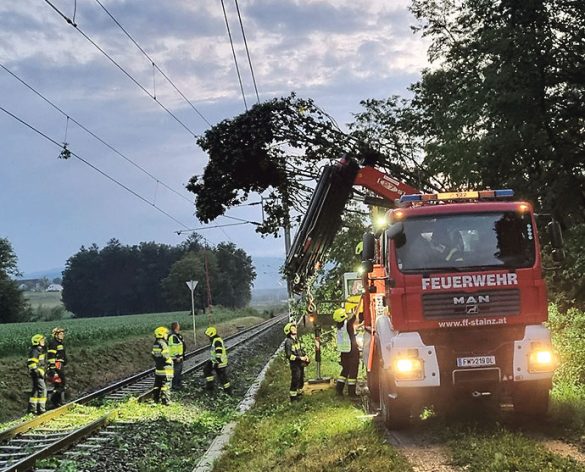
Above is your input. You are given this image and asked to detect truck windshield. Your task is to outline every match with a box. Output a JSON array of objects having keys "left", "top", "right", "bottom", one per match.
[{"left": 393, "top": 211, "right": 536, "bottom": 272}]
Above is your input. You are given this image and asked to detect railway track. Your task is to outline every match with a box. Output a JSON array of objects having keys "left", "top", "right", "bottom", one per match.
[{"left": 0, "top": 314, "right": 287, "bottom": 472}]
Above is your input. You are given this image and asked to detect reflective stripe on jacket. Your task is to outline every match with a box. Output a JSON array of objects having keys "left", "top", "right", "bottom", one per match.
[
  {"left": 152, "top": 339, "right": 174, "bottom": 375},
  {"left": 284, "top": 336, "right": 306, "bottom": 363},
  {"left": 210, "top": 336, "right": 228, "bottom": 367},
  {"left": 28, "top": 346, "right": 46, "bottom": 375},
  {"left": 47, "top": 338, "right": 66, "bottom": 367}
]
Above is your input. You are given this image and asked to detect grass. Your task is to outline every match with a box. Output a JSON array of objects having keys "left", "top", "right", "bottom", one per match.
[
  {"left": 0, "top": 309, "right": 270, "bottom": 424},
  {"left": 213, "top": 332, "right": 411, "bottom": 472},
  {"left": 0, "top": 306, "right": 261, "bottom": 357}
]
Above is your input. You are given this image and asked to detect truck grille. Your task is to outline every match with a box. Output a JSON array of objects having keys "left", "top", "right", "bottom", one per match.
[{"left": 423, "top": 289, "right": 520, "bottom": 319}]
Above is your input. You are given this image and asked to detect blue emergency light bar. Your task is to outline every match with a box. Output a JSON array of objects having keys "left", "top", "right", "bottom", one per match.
[{"left": 399, "top": 189, "right": 514, "bottom": 204}]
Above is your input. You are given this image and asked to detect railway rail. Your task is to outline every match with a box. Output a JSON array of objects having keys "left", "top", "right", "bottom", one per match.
[{"left": 0, "top": 314, "right": 287, "bottom": 472}]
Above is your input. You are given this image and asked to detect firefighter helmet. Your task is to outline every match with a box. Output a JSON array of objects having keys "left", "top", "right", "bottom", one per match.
[
  {"left": 52, "top": 327, "right": 65, "bottom": 337},
  {"left": 154, "top": 326, "right": 169, "bottom": 339},
  {"left": 205, "top": 326, "right": 217, "bottom": 338},
  {"left": 31, "top": 334, "right": 45, "bottom": 346},
  {"left": 283, "top": 322, "right": 296, "bottom": 335},
  {"left": 333, "top": 308, "right": 348, "bottom": 323}
]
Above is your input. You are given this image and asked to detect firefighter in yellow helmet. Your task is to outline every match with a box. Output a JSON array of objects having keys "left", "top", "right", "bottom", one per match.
[
  {"left": 47, "top": 327, "right": 67, "bottom": 407},
  {"left": 284, "top": 322, "right": 309, "bottom": 401},
  {"left": 28, "top": 334, "right": 47, "bottom": 414},
  {"left": 152, "top": 326, "right": 173, "bottom": 405},
  {"left": 203, "top": 327, "right": 231, "bottom": 394},
  {"left": 334, "top": 297, "right": 361, "bottom": 398}
]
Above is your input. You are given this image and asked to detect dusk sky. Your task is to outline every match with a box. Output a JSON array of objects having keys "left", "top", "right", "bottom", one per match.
[{"left": 0, "top": 0, "right": 429, "bottom": 275}]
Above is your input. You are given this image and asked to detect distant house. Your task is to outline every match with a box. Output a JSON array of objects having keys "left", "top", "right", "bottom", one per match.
[{"left": 46, "top": 284, "right": 63, "bottom": 292}]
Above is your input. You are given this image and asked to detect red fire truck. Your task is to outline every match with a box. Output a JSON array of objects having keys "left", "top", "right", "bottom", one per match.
[{"left": 285, "top": 156, "right": 563, "bottom": 429}]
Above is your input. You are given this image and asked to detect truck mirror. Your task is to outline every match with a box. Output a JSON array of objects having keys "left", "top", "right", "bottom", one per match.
[
  {"left": 362, "top": 232, "right": 375, "bottom": 261},
  {"left": 386, "top": 222, "right": 404, "bottom": 240},
  {"left": 547, "top": 220, "right": 564, "bottom": 249}
]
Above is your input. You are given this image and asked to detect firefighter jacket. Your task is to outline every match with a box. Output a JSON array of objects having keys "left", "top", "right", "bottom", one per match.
[
  {"left": 47, "top": 337, "right": 67, "bottom": 369},
  {"left": 168, "top": 331, "right": 186, "bottom": 360},
  {"left": 210, "top": 336, "right": 228, "bottom": 368},
  {"left": 285, "top": 335, "right": 306, "bottom": 365},
  {"left": 336, "top": 315, "right": 358, "bottom": 354},
  {"left": 28, "top": 345, "right": 46, "bottom": 377},
  {"left": 152, "top": 339, "right": 174, "bottom": 377}
]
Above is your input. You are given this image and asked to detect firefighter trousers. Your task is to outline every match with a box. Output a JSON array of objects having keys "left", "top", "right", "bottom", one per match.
[
  {"left": 289, "top": 362, "right": 305, "bottom": 401},
  {"left": 29, "top": 373, "right": 47, "bottom": 414},
  {"left": 337, "top": 349, "right": 360, "bottom": 396},
  {"left": 203, "top": 360, "right": 231, "bottom": 392},
  {"left": 50, "top": 368, "right": 66, "bottom": 407},
  {"left": 172, "top": 359, "right": 183, "bottom": 389},
  {"left": 153, "top": 373, "right": 171, "bottom": 405}
]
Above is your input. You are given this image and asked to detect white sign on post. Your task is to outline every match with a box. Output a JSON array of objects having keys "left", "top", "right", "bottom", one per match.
[{"left": 186, "top": 280, "right": 199, "bottom": 346}]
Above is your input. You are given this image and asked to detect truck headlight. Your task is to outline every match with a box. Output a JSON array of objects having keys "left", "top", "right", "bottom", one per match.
[
  {"left": 528, "top": 345, "right": 555, "bottom": 373},
  {"left": 394, "top": 357, "right": 424, "bottom": 380}
]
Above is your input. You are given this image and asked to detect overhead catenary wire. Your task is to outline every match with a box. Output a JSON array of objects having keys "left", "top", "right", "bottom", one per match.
[
  {"left": 220, "top": 0, "right": 248, "bottom": 110},
  {"left": 93, "top": 0, "right": 212, "bottom": 128},
  {"left": 233, "top": 0, "right": 260, "bottom": 104},
  {"left": 43, "top": 0, "right": 201, "bottom": 139},
  {"left": 0, "top": 62, "right": 194, "bottom": 205},
  {"left": 0, "top": 104, "right": 193, "bottom": 230}
]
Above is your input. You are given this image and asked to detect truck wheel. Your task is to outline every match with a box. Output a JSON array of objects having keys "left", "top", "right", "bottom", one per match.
[
  {"left": 367, "top": 356, "right": 380, "bottom": 403},
  {"left": 379, "top": 373, "right": 411, "bottom": 429},
  {"left": 513, "top": 385, "right": 550, "bottom": 416}
]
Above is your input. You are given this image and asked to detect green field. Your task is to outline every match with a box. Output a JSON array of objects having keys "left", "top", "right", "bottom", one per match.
[
  {"left": 23, "top": 291, "right": 65, "bottom": 309},
  {"left": 0, "top": 306, "right": 261, "bottom": 358}
]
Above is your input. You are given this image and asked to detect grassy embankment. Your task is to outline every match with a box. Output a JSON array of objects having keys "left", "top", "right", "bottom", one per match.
[
  {"left": 215, "top": 305, "right": 585, "bottom": 472},
  {"left": 0, "top": 307, "right": 269, "bottom": 424}
]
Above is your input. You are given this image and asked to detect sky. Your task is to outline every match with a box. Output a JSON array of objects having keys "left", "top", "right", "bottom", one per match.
[{"left": 0, "top": 0, "right": 429, "bottom": 275}]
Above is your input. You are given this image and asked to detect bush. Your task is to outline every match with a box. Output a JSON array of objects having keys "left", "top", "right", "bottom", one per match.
[{"left": 548, "top": 303, "right": 585, "bottom": 388}]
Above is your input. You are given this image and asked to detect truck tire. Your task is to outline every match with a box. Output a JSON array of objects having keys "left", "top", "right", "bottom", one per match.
[
  {"left": 379, "top": 372, "right": 411, "bottom": 430},
  {"left": 513, "top": 384, "right": 550, "bottom": 416},
  {"left": 367, "top": 355, "right": 380, "bottom": 404}
]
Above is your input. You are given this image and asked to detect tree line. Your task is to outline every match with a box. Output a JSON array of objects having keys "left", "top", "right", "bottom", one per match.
[
  {"left": 0, "top": 235, "right": 256, "bottom": 322},
  {"left": 62, "top": 236, "right": 255, "bottom": 317}
]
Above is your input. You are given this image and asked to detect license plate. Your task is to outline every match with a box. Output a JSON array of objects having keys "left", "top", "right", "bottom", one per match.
[{"left": 456, "top": 356, "right": 496, "bottom": 367}]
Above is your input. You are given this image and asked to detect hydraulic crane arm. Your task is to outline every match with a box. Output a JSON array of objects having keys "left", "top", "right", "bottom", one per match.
[{"left": 285, "top": 156, "right": 419, "bottom": 292}]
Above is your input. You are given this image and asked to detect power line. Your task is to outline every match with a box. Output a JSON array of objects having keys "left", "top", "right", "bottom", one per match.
[
  {"left": 175, "top": 221, "right": 251, "bottom": 235},
  {"left": 220, "top": 0, "right": 248, "bottom": 110},
  {"left": 0, "top": 104, "right": 193, "bottom": 230},
  {"left": 234, "top": 0, "right": 260, "bottom": 104},
  {"left": 0, "top": 62, "right": 195, "bottom": 206},
  {"left": 93, "top": 0, "right": 212, "bottom": 128},
  {"left": 43, "top": 0, "right": 201, "bottom": 139}
]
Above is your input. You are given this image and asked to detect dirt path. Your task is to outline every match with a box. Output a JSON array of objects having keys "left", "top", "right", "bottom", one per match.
[
  {"left": 383, "top": 428, "right": 462, "bottom": 472},
  {"left": 530, "top": 434, "right": 585, "bottom": 465}
]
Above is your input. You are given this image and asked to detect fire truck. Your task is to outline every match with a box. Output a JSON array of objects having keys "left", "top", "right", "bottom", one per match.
[{"left": 285, "top": 156, "right": 563, "bottom": 429}]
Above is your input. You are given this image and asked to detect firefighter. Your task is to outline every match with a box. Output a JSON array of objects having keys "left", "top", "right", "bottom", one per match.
[
  {"left": 168, "top": 321, "right": 186, "bottom": 390},
  {"left": 203, "top": 326, "right": 231, "bottom": 394},
  {"left": 152, "top": 326, "right": 173, "bottom": 405},
  {"left": 284, "top": 322, "right": 309, "bottom": 402},
  {"left": 334, "top": 306, "right": 360, "bottom": 398},
  {"left": 27, "top": 334, "right": 47, "bottom": 415},
  {"left": 47, "top": 327, "right": 67, "bottom": 407}
]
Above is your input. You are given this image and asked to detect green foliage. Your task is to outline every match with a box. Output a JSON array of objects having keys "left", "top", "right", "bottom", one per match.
[
  {"left": 62, "top": 236, "right": 255, "bottom": 317},
  {"left": 0, "top": 237, "right": 28, "bottom": 323},
  {"left": 189, "top": 94, "right": 425, "bottom": 236},
  {"left": 548, "top": 304, "right": 585, "bottom": 387},
  {"left": 408, "top": 0, "right": 585, "bottom": 224}
]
